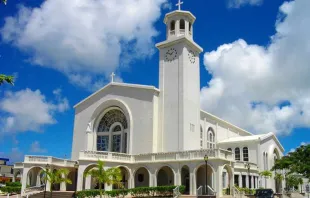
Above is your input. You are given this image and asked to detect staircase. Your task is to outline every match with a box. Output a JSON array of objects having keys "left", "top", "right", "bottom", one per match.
[{"left": 25, "top": 191, "right": 75, "bottom": 198}]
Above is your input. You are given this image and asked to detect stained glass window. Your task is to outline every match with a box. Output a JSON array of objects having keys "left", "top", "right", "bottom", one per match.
[
  {"left": 97, "top": 136, "right": 109, "bottom": 151},
  {"left": 97, "top": 109, "right": 128, "bottom": 132},
  {"left": 112, "top": 135, "right": 121, "bottom": 152}
]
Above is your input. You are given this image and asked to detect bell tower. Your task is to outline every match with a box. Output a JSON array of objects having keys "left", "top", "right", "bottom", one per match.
[{"left": 156, "top": 1, "right": 203, "bottom": 152}]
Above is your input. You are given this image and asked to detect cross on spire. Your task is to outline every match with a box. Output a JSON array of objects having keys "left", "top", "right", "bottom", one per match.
[
  {"left": 176, "top": 0, "right": 183, "bottom": 10},
  {"left": 110, "top": 72, "right": 115, "bottom": 83}
]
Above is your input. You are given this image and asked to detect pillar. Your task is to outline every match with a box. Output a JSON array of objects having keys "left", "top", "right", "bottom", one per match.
[
  {"left": 76, "top": 167, "right": 84, "bottom": 191},
  {"left": 85, "top": 175, "right": 91, "bottom": 190},
  {"left": 21, "top": 168, "right": 29, "bottom": 196},
  {"left": 246, "top": 175, "right": 249, "bottom": 188},
  {"left": 36, "top": 173, "right": 41, "bottom": 186},
  {"left": 251, "top": 175, "right": 254, "bottom": 189},
  {"left": 60, "top": 173, "right": 66, "bottom": 191},
  {"left": 215, "top": 165, "right": 222, "bottom": 198},
  {"left": 190, "top": 171, "right": 196, "bottom": 195},
  {"left": 239, "top": 173, "right": 242, "bottom": 188}
]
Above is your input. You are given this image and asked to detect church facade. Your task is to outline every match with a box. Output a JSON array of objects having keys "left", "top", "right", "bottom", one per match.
[{"left": 16, "top": 7, "right": 285, "bottom": 198}]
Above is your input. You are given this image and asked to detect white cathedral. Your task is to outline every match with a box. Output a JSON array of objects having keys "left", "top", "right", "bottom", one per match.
[{"left": 15, "top": 4, "right": 285, "bottom": 198}]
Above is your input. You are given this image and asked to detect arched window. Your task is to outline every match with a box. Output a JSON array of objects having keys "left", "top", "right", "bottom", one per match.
[
  {"left": 180, "top": 19, "right": 185, "bottom": 30},
  {"left": 170, "top": 20, "right": 175, "bottom": 31},
  {"left": 97, "top": 108, "right": 128, "bottom": 153},
  {"left": 235, "top": 148, "right": 240, "bottom": 161},
  {"left": 207, "top": 127, "right": 215, "bottom": 149},
  {"left": 243, "top": 147, "right": 249, "bottom": 161}
]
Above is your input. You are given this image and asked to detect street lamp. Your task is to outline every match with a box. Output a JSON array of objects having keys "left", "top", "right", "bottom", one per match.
[
  {"left": 244, "top": 163, "right": 251, "bottom": 190},
  {"left": 44, "top": 164, "right": 50, "bottom": 198},
  {"left": 74, "top": 161, "right": 79, "bottom": 198},
  {"left": 204, "top": 154, "right": 209, "bottom": 195}
]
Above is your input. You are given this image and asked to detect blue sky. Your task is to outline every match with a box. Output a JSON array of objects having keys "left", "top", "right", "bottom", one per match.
[{"left": 1, "top": 0, "right": 309, "bottom": 164}]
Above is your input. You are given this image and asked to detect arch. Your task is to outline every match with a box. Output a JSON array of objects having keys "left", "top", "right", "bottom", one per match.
[
  {"left": 195, "top": 163, "right": 215, "bottom": 195},
  {"left": 157, "top": 166, "right": 174, "bottom": 186},
  {"left": 95, "top": 106, "right": 129, "bottom": 153},
  {"left": 170, "top": 20, "right": 176, "bottom": 31},
  {"left": 180, "top": 19, "right": 185, "bottom": 30},
  {"left": 207, "top": 127, "right": 215, "bottom": 149},
  {"left": 181, "top": 165, "right": 190, "bottom": 194},
  {"left": 134, "top": 167, "right": 150, "bottom": 188},
  {"left": 26, "top": 167, "right": 44, "bottom": 188},
  {"left": 83, "top": 164, "right": 104, "bottom": 190},
  {"left": 235, "top": 148, "right": 240, "bottom": 161},
  {"left": 243, "top": 147, "right": 249, "bottom": 161},
  {"left": 220, "top": 164, "right": 233, "bottom": 196},
  {"left": 66, "top": 170, "right": 76, "bottom": 191},
  {"left": 114, "top": 166, "right": 130, "bottom": 189}
]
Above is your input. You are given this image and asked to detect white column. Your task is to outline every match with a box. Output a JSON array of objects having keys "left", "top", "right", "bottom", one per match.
[
  {"left": 60, "top": 173, "right": 66, "bottom": 191},
  {"left": 251, "top": 175, "right": 254, "bottom": 189},
  {"left": 85, "top": 175, "right": 91, "bottom": 190},
  {"left": 215, "top": 165, "right": 222, "bottom": 198},
  {"left": 76, "top": 167, "right": 84, "bottom": 191},
  {"left": 190, "top": 171, "right": 196, "bottom": 195},
  {"left": 36, "top": 174, "right": 41, "bottom": 186},
  {"left": 21, "top": 168, "right": 29, "bottom": 196},
  {"left": 105, "top": 183, "right": 112, "bottom": 191},
  {"left": 239, "top": 174, "right": 242, "bottom": 188},
  {"left": 246, "top": 175, "right": 249, "bottom": 188}
]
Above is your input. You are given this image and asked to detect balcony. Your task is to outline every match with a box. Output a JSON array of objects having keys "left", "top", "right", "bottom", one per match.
[
  {"left": 234, "top": 161, "right": 259, "bottom": 171},
  {"left": 79, "top": 148, "right": 233, "bottom": 163},
  {"left": 24, "top": 156, "right": 76, "bottom": 167}
]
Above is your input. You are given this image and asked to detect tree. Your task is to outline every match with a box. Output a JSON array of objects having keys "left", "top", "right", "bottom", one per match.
[
  {"left": 286, "top": 175, "right": 303, "bottom": 191},
  {"left": 84, "top": 160, "right": 122, "bottom": 198},
  {"left": 272, "top": 144, "right": 310, "bottom": 179},
  {"left": 259, "top": 170, "right": 272, "bottom": 188},
  {"left": 0, "top": 74, "right": 14, "bottom": 85},
  {"left": 274, "top": 173, "right": 284, "bottom": 193},
  {"left": 40, "top": 168, "right": 72, "bottom": 198}
]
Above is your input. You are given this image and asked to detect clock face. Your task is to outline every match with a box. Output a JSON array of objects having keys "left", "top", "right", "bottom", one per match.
[
  {"left": 188, "top": 50, "right": 196, "bottom": 64},
  {"left": 165, "top": 48, "right": 177, "bottom": 62}
]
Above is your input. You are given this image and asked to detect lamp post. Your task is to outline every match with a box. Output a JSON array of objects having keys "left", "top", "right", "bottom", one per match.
[
  {"left": 74, "top": 161, "right": 79, "bottom": 198},
  {"left": 204, "top": 154, "right": 209, "bottom": 195},
  {"left": 44, "top": 164, "right": 50, "bottom": 198},
  {"left": 244, "top": 163, "right": 250, "bottom": 190}
]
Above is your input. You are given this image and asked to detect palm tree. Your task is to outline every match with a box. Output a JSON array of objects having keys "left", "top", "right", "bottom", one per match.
[
  {"left": 0, "top": 74, "right": 14, "bottom": 85},
  {"left": 40, "top": 168, "right": 72, "bottom": 198},
  {"left": 84, "top": 160, "right": 122, "bottom": 198},
  {"left": 274, "top": 173, "right": 284, "bottom": 193},
  {"left": 259, "top": 170, "right": 272, "bottom": 188}
]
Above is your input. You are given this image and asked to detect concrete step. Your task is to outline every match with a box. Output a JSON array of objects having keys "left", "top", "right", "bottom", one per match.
[{"left": 26, "top": 191, "right": 75, "bottom": 198}]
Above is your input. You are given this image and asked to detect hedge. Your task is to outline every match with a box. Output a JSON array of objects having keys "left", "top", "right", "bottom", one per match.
[
  {"left": 0, "top": 186, "right": 21, "bottom": 194},
  {"left": 76, "top": 185, "right": 185, "bottom": 198},
  {"left": 6, "top": 182, "right": 22, "bottom": 187}
]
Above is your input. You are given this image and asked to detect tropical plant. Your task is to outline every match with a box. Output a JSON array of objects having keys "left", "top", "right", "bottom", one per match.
[
  {"left": 84, "top": 160, "right": 122, "bottom": 198},
  {"left": 272, "top": 144, "right": 310, "bottom": 179},
  {"left": 286, "top": 175, "right": 303, "bottom": 191},
  {"left": 259, "top": 170, "right": 272, "bottom": 188},
  {"left": 40, "top": 168, "right": 72, "bottom": 198},
  {"left": 0, "top": 74, "right": 14, "bottom": 86},
  {"left": 274, "top": 173, "right": 284, "bottom": 193}
]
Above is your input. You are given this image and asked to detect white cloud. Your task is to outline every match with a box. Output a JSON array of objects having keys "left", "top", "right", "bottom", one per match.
[
  {"left": 201, "top": 0, "right": 310, "bottom": 135},
  {"left": 228, "top": 0, "right": 263, "bottom": 8},
  {"left": 1, "top": 0, "right": 166, "bottom": 90},
  {"left": 30, "top": 141, "right": 47, "bottom": 153},
  {"left": 0, "top": 88, "right": 69, "bottom": 133}
]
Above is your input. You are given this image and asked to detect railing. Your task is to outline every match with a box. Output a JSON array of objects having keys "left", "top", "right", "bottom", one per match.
[
  {"left": 197, "top": 186, "right": 203, "bottom": 196},
  {"left": 79, "top": 148, "right": 233, "bottom": 163},
  {"left": 234, "top": 161, "right": 258, "bottom": 170},
  {"left": 207, "top": 185, "right": 216, "bottom": 195},
  {"left": 14, "top": 162, "right": 24, "bottom": 169},
  {"left": 173, "top": 186, "right": 181, "bottom": 198},
  {"left": 24, "top": 156, "right": 76, "bottom": 167}
]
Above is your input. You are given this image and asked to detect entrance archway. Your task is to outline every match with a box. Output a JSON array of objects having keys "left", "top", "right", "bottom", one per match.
[
  {"left": 222, "top": 165, "right": 233, "bottom": 195},
  {"left": 114, "top": 167, "right": 130, "bottom": 189},
  {"left": 134, "top": 167, "right": 150, "bottom": 187},
  {"left": 181, "top": 166, "right": 190, "bottom": 194},
  {"left": 196, "top": 164, "right": 214, "bottom": 195},
  {"left": 83, "top": 164, "right": 104, "bottom": 190},
  {"left": 157, "top": 166, "right": 174, "bottom": 186},
  {"left": 27, "top": 167, "right": 44, "bottom": 187}
]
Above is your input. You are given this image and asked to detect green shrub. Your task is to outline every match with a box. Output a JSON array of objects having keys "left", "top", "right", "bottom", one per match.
[
  {"left": 0, "top": 186, "right": 21, "bottom": 194},
  {"left": 5, "top": 182, "right": 21, "bottom": 187},
  {"left": 76, "top": 185, "right": 185, "bottom": 198}
]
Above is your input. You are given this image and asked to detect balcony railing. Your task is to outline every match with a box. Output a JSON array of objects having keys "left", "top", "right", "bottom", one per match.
[
  {"left": 14, "top": 162, "right": 24, "bottom": 169},
  {"left": 79, "top": 148, "right": 233, "bottom": 163},
  {"left": 24, "top": 156, "right": 76, "bottom": 167},
  {"left": 234, "top": 161, "right": 258, "bottom": 170}
]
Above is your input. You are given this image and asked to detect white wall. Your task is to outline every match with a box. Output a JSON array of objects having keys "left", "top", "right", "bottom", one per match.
[{"left": 71, "top": 85, "right": 158, "bottom": 160}]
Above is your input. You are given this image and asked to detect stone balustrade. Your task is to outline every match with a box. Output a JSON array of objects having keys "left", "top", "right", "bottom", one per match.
[
  {"left": 79, "top": 148, "right": 233, "bottom": 163},
  {"left": 24, "top": 156, "right": 76, "bottom": 167},
  {"left": 234, "top": 161, "right": 259, "bottom": 171}
]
